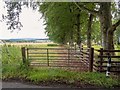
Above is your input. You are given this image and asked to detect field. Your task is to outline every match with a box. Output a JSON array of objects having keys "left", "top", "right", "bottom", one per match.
[{"left": 1, "top": 42, "right": 120, "bottom": 88}]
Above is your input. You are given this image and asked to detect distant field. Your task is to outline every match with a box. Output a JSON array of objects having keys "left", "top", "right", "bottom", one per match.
[
  {"left": 0, "top": 42, "right": 62, "bottom": 49},
  {"left": 0, "top": 42, "right": 54, "bottom": 45}
]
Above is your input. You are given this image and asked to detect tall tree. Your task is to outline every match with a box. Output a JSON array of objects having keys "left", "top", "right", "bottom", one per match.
[
  {"left": 40, "top": 2, "right": 80, "bottom": 44},
  {"left": 40, "top": 2, "right": 92, "bottom": 46}
]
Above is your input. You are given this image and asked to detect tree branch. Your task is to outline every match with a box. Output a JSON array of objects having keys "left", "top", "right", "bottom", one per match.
[
  {"left": 112, "top": 19, "right": 120, "bottom": 31},
  {"left": 73, "top": 2, "right": 99, "bottom": 16}
]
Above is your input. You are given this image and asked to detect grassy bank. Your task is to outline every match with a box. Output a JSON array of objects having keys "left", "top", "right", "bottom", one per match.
[{"left": 2, "top": 66, "right": 120, "bottom": 88}]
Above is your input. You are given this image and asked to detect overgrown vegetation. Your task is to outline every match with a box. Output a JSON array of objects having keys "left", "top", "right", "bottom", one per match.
[{"left": 1, "top": 44, "right": 120, "bottom": 88}]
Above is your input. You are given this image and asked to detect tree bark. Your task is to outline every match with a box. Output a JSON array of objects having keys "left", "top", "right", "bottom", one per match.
[
  {"left": 87, "top": 14, "right": 93, "bottom": 48},
  {"left": 76, "top": 13, "right": 81, "bottom": 47},
  {"left": 107, "top": 31, "right": 114, "bottom": 50},
  {"left": 101, "top": 31, "right": 108, "bottom": 49},
  {"left": 70, "top": 28, "right": 74, "bottom": 47}
]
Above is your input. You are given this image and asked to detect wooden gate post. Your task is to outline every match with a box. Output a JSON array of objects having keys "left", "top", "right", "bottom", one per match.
[
  {"left": 21, "top": 47, "right": 26, "bottom": 64},
  {"left": 68, "top": 49, "right": 70, "bottom": 67},
  {"left": 89, "top": 48, "right": 94, "bottom": 72},
  {"left": 74, "top": 44, "right": 77, "bottom": 54},
  {"left": 47, "top": 49, "right": 49, "bottom": 66},
  {"left": 99, "top": 48, "right": 103, "bottom": 72},
  {"left": 80, "top": 45, "right": 83, "bottom": 60}
]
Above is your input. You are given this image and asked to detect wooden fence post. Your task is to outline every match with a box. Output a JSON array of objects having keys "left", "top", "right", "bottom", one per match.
[
  {"left": 21, "top": 47, "right": 26, "bottom": 64},
  {"left": 68, "top": 49, "right": 70, "bottom": 67},
  {"left": 47, "top": 49, "right": 49, "bottom": 66},
  {"left": 74, "top": 44, "right": 76, "bottom": 54},
  {"left": 80, "top": 45, "right": 83, "bottom": 60},
  {"left": 89, "top": 48, "right": 94, "bottom": 72},
  {"left": 99, "top": 48, "right": 103, "bottom": 72},
  {"left": 26, "top": 48, "right": 28, "bottom": 61}
]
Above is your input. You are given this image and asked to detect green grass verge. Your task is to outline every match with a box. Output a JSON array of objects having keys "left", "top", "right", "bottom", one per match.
[{"left": 2, "top": 65, "right": 120, "bottom": 88}]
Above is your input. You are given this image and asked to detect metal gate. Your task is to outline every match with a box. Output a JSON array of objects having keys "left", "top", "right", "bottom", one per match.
[{"left": 21, "top": 47, "right": 94, "bottom": 72}]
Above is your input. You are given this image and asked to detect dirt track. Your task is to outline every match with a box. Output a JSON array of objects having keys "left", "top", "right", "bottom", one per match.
[
  {"left": 1, "top": 81, "right": 103, "bottom": 89},
  {"left": 2, "top": 81, "right": 50, "bottom": 88},
  {"left": 2, "top": 81, "right": 72, "bottom": 88}
]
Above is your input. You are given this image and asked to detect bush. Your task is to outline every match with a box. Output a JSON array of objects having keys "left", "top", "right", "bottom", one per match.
[{"left": 47, "top": 44, "right": 59, "bottom": 46}]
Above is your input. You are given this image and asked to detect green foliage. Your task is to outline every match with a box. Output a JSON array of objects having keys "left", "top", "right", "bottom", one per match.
[
  {"left": 115, "top": 26, "right": 120, "bottom": 44},
  {"left": 39, "top": 2, "right": 120, "bottom": 50},
  {"left": 1, "top": 45, "right": 24, "bottom": 79},
  {"left": 40, "top": 3, "right": 73, "bottom": 44},
  {"left": 92, "top": 19, "right": 101, "bottom": 43},
  {"left": 2, "top": 64, "right": 28, "bottom": 80},
  {"left": 39, "top": 2, "right": 94, "bottom": 44},
  {"left": 2, "top": 45, "right": 22, "bottom": 65}
]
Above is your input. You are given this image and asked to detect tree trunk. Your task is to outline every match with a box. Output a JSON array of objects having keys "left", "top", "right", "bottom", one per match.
[
  {"left": 70, "top": 28, "right": 74, "bottom": 47},
  {"left": 108, "top": 31, "right": 114, "bottom": 50},
  {"left": 99, "top": 2, "right": 114, "bottom": 50},
  {"left": 87, "top": 14, "right": 93, "bottom": 48},
  {"left": 102, "top": 31, "right": 108, "bottom": 49},
  {"left": 76, "top": 13, "right": 81, "bottom": 48}
]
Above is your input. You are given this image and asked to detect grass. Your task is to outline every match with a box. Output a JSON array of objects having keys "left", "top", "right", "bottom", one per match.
[
  {"left": 2, "top": 66, "right": 120, "bottom": 88},
  {"left": 1, "top": 45, "right": 22, "bottom": 68},
  {"left": 1, "top": 43, "right": 120, "bottom": 88}
]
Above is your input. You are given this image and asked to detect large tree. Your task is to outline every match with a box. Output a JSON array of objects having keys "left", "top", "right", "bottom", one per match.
[
  {"left": 40, "top": 2, "right": 76, "bottom": 44},
  {"left": 40, "top": 2, "right": 95, "bottom": 47}
]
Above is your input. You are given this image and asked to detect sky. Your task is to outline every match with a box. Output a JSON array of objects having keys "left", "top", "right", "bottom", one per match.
[{"left": 0, "top": 1, "right": 48, "bottom": 39}]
